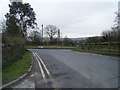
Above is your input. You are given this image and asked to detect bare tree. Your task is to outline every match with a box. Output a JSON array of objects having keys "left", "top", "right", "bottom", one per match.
[
  {"left": 44, "top": 25, "right": 58, "bottom": 42},
  {"left": 29, "top": 31, "right": 41, "bottom": 41},
  {"left": 0, "top": 19, "right": 6, "bottom": 33}
]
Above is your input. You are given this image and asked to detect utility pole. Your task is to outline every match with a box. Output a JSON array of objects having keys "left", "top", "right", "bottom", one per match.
[
  {"left": 42, "top": 24, "right": 43, "bottom": 42},
  {"left": 58, "top": 29, "right": 60, "bottom": 39},
  {"left": 58, "top": 29, "right": 60, "bottom": 46}
]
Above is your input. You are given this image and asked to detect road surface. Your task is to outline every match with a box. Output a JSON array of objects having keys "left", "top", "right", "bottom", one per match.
[{"left": 11, "top": 49, "right": 118, "bottom": 88}]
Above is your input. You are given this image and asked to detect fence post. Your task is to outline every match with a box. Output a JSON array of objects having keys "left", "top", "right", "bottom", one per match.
[
  {"left": 93, "top": 43, "right": 94, "bottom": 51},
  {"left": 87, "top": 43, "right": 88, "bottom": 51},
  {"left": 108, "top": 42, "right": 110, "bottom": 55},
  {"left": 100, "top": 42, "right": 102, "bottom": 52}
]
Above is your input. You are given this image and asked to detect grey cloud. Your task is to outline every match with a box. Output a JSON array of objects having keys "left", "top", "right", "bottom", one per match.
[{"left": 0, "top": 0, "right": 118, "bottom": 38}]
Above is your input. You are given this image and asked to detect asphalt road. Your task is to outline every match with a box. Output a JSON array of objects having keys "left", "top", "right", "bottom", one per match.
[{"left": 12, "top": 49, "right": 118, "bottom": 88}]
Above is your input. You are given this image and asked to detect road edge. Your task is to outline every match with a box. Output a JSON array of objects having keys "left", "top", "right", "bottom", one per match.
[{"left": 2, "top": 52, "right": 34, "bottom": 89}]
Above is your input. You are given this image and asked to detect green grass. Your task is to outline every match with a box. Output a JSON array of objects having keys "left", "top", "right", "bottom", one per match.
[
  {"left": 26, "top": 46, "right": 76, "bottom": 49},
  {"left": 73, "top": 48, "right": 120, "bottom": 56},
  {"left": 44, "top": 46, "right": 76, "bottom": 49},
  {"left": 25, "top": 46, "right": 37, "bottom": 49},
  {"left": 2, "top": 50, "right": 32, "bottom": 85}
]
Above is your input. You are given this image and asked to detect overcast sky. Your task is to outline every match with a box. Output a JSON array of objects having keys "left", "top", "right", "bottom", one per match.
[{"left": 0, "top": 0, "right": 118, "bottom": 38}]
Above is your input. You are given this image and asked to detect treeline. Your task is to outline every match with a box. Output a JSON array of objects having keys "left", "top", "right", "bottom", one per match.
[
  {"left": 26, "top": 25, "right": 76, "bottom": 46},
  {"left": 87, "top": 15, "right": 120, "bottom": 43},
  {"left": 78, "top": 12, "right": 119, "bottom": 56},
  {"left": 1, "top": 2, "right": 37, "bottom": 64},
  {"left": 26, "top": 32, "right": 76, "bottom": 46}
]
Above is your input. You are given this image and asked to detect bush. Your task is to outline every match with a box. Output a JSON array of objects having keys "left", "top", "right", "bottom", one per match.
[
  {"left": 3, "top": 37, "right": 25, "bottom": 45},
  {"left": 2, "top": 37, "right": 25, "bottom": 65},
  {"left": 2, "top": 45, "right": 25, "bottom": 65}
]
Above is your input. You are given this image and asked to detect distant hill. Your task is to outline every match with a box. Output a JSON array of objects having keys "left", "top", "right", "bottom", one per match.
[
  {"left": 69, "top": 37, "right": 86, "bottom": 41},
  {"left": 26, "top": 36, "right": 87, "bottom": 42}
]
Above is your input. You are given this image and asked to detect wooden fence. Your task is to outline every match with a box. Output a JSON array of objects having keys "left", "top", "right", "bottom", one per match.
[{"left": 80, "top": 42, "right": 119, "bottom": 56}]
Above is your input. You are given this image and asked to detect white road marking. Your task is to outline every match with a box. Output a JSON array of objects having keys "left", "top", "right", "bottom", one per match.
[
  {"left": 33, "top": 53, "right": 46, "bottom": 80},
  {"left": 13, "top": 79, "right": 35, "bottom": 88},
  {"left": 31, "top": 74, "right": 34, "bottom": 77},
  {"left": 33, "top": 52, "right": 56, "bottom": 88},
  {"left": 35, "top": 53, "right": 51, "bottom": 77}
]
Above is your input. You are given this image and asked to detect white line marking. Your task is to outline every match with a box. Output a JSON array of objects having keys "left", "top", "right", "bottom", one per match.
[
  {"left": 35, "top": 53, "right": 51, "bottom": 77},
  {"left": 33, "top": 53, "right": 46, "bottom": 80},
  {"left": 33, "top": 52, "right": 56, "bottom": 88}
]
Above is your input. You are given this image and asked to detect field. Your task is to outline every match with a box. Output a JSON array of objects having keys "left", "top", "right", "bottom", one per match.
[
  {"left": 26, "top": 42, "right": 119, "bottom": 56},
  {"left": 73, "top": 42, "right": 119, "bottom": 56}
]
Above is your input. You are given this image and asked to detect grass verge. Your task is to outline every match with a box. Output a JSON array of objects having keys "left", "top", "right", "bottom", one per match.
[
  {"left": 2, "top": 50, "right": 32, "bottom": 85},
  {"left": 26, "top": 46, "right": 76, "bottom": 49},
  {"left": 73, "top": 48, "right": 120, "bottom": 56}
]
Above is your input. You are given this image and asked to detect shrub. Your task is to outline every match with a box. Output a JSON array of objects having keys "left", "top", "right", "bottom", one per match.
[{"left": 3, "top": 37, "right": 25, "bottom": 45}]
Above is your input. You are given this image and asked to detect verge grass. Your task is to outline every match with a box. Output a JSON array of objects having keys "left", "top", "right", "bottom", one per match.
[
  {"left": 26, "top": 46, "right": 76, "bottom": 49},
  {"left": 73, "top": 48, "right": 120, "bottom": 56},
  {"left": 2, "top": 50, "right": 32, "bottom": 85}
]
